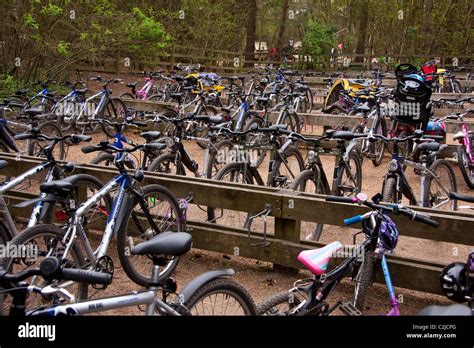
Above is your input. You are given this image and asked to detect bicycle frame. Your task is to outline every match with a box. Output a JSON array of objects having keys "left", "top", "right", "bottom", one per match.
[{"left": 135, "top": 78, "right": 155, "bottom": 100}]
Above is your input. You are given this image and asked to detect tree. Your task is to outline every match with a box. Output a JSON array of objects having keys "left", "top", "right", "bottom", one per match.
[{"left": 244, "top": 0, "right": 257, "bottom": 67}]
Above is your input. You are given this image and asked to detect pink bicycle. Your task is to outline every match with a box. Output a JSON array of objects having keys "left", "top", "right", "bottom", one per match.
[
  {"left": 120, "top": 71, "right": 165, "bottom": 102},
  {"left": 433, "top": 98, "right": 474, "bottom": 188}
]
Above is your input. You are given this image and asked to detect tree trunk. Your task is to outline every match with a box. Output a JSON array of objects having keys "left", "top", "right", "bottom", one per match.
[
  {"left": 354, "top": 0, "right": 369, "bottom": 63},
  {"left": 244, "top": 0, "right": 257, "bottom": 67},
  {"left": 276, "top": 0, "right": 289, "bottom": 61}
]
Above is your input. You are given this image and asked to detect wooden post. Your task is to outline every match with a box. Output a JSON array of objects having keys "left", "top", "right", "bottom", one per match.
[{"left": 273, "top": 215, "right": 301, "bottom": 274}]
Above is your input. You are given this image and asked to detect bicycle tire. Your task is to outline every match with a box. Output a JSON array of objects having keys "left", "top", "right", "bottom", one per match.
[
  {"left": 207, "top": 162, "right": 254, "bottom": 226},
  {"left": 90, "top": 152, "right": 115, "bottom": 167},
  {"left": 270, "top": 146, "right": 305, "bottom": 188},
  {"left": 27, "top": 121, "right": 65, "bottom": 161},
  {"left": 179, "top": 278, "right": 257, "bottom": 316},
  {"left": 423, "top": 159, "right": 457, "bottom": 210},
  {"left": 369, "top": 117, "right": 387, "bottom": 167},
  {"left": 116, "top": 184, "right": 185, "bottom": 286},
  {"left": 206, "top": 139, "right": 233, "bottom": 179},
  {"left": 333, "top": 151, "right": 362, "bottom": 197},
  {"left": 289, "top": 169, "right": 329, "bottom": 241},
  {"left": 382, "top": 177, "right": 398, "bottom": 203},
  {"left": 257, "top": 291, "right": 301, "bottom": 316},
  {"left": 1, "top": 224, "right": 88, "bottom": 315},
  {"left": 148, "top": 153, "right": 186, "bottom": 175},
  {"left": 352, "top": 250, "right": 375, "bottom": 311},
  {"left": 242, "top": 115, "right": 268, "bottom": 168},
  {"left": 100, "top": 98, "right": 127, "bottom": 138},
  {"left": 457, "top": 144, "right": 474, "bottom": 189}
]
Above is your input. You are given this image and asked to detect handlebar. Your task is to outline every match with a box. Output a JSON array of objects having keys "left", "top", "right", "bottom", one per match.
[
  {"left": 0, "top": 257, "right": 112, "bottom": 287},
  {"left": 325, "top": 194, "right": 439, "bottom": 228},
  {"left": 14, "top": 132, "right": 91, "bottom": 144}
]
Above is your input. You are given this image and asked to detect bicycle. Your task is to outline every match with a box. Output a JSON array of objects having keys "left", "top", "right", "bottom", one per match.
[
  {"left": 3, "top": 138, "right": 182, "bottom": 309},
  {"left": 207, "top": 125, "right": 304, "bottom": 227},
  {"left": 0, "top": 234, "right": 256, "bottom": 316},
  {"left": 257, "top": 192, "right": 439, "bottom": 315},
  {"left": 432, "top": 102, "right": 474, "bottom": 189},
  {"left": 376, "top": 131, "right": 458, "bottom": 210},
  {"left": 58, "top": 76, "right": 127, "bottom": 137},
  {"left": 289, "top": 129, "right": 363, "bottom": 241}
]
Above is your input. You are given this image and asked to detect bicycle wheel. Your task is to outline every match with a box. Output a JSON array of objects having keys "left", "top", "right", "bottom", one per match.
[
  {"left": 1, "top": 224, "right": 88, "bottom": 315},
  {"left": 278, "top": 111, "right": 301, "bottom": 133},
  {"left": 206, "top": 139, "right": 233, "bottom": 179},
  {"left": 116, "top": 184, "right": 185, "bottom": 286},
  {"left": 304, "top": 88, "right": 313, "bottom": 113},
  {"left": 195, "top": 105, "right": 217, "bottom": 149},
  {"left": 119, "top": 92, "right": 135, "bottom": 100},
  {"left": 148, "top": 153, "right": 186, "bottom": 175},
  {"left": 352, "top": 250, "right": 375, "bottom": 311},
  {"left": 207, "top": 162, "right": 254, "bottom": 226},
  {"left": 242, "top": 115, "right": 268, "bottom": 168},
  {"left": 423, "top": 159, "right": 457, "bottom": 211},
  {"left": 90, "top": 152, "right": 115, "bottom": 167},
  {"left": 457, "top": 144, "right": 474, "bottom": 189},
  {"left": 27, "top": 121, "right": 65, "bottom": 161},
  {"left": 289, "top": 169, "right": 329, "bottom": 241},
  {"left": 100, "top": 98, "right": 127, "bottom": 138},
  {"left": 334, "top": 152, "right": 362, "bottom": 197},
  {"left": 270, "top": 146, "right": 305, "bottom": 188},
  {"left": 257, "top": 291, "right": 302, "bottom": 316},
  {"left": 179, "top": 278, "right": 256, "bottom": 316},
  {"left": 369, "top": 117, "right": 387, "bottom": 167}
]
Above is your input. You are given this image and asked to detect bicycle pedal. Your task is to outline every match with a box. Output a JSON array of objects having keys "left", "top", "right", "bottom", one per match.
[{"left": 339, "top": 302, "right": 362, "bottom": 316}]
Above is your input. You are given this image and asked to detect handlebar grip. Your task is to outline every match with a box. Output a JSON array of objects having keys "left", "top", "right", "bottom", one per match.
[
  {"left": 60, "top": 268, "right": 112, "bottom": 285},
  {"left": 14, "top": 133, "right": 34, "bottom": 141},
  {"left": 81, "top": 145, "right": 99, "bottom": 154},
  {"left": 132, "top": 121, "right": 147, "bottom": 127},
  {"left": 449, "top": 192, "right": 474, "bottom": 203},
  {"left": 71, "top": 134, "right": 92, "bottom": 143},
  {"left": 325, "top": 195, "right": 357, "bottom": 203},
  {"left": 344, "top": 215, "right": 363, "bottom": 226}
]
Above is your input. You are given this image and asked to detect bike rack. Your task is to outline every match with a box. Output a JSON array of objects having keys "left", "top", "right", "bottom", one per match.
[{"left": 246, "top": 203, "right": 271, "bottom": 247}]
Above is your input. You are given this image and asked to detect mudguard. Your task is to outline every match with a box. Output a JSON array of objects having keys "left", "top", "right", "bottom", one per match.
[{"left": 173, "top": 269, "right": 235, "bottom": 305}]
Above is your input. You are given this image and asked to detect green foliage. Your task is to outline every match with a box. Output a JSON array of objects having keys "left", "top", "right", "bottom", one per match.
[
  {"left": 57, "top": 41, "right": 70, "bottom": 57},
  {"left": 24, "top": 13, "right": 39, "bottom": 29},
  {"left": 126, "top": 8, "right": 171, "bottom": 51},
  {"left": 302, "top": 20, "right": 335, "bottom": 57},
  {"left": 0, "top": 74, "right": 17, "bottom": 97},
  {"left": 40, "top": 2, "right": 63, "bottom": 16}
]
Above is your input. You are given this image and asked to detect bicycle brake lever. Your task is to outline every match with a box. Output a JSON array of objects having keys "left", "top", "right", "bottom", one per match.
[{"left": 40, "top": 285, "right": 76, "bottom": 303}]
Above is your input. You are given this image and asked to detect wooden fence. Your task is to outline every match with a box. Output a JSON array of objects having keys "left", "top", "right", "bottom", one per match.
[{"left": 0, "top": 152, "right": 473, "bottom": 296}]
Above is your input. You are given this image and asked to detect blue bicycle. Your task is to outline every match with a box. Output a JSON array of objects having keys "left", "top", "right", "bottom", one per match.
[{"left": 4, "top": 138, "right": 184, "bottom": 309}]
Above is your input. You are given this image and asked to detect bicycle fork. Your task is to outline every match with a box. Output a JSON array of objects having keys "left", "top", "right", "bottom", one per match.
[{"left": 380, "top": 254, "right": 400, "bottom": 316}]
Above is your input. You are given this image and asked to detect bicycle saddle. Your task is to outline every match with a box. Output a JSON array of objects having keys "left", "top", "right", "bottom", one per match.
[
  {"left": 416, "top": 141, "right": 441, "bottom": 153},
  {"left": 140, "top": 131, "right": 161, "bottom": 141},
  {"left": 40, "top": 178, "right": 74, "bottom": 197},
  {"left": 355, "top": 102, "right": 371, "bottom": 112},
  {"left": 256, "top": 97, "right": 270, "bottom": 104},
  {"left": 417, "top": 304, "right": 472, "bottom": 316},
  {"left": 24, "top": 105, "right": 47, "bottom": 115},
  {"left": 0, "top": 160, "right": 8, "bottom": 170},
  {"left": 131, "top": 232, "right": 192, "bottom": 257},
  {"left": 75, "top": 88, "right": 88, "bottom": 95},
  {"left": 298, "top": 241, "right": 344, "bottom": 275},
  {"left": 193, "top": 115, "right": 224, "bottom": 124},
  {"left": 170, "top": 93, "right": 184, "bottom": 100},
  {"left": 127, "top": 82, "right": 138, "bottom": 88}
]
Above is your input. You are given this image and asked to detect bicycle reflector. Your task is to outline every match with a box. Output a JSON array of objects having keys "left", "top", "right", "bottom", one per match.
[{"left": 55, "top": 210, "right": 68, "bottom": 222}]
